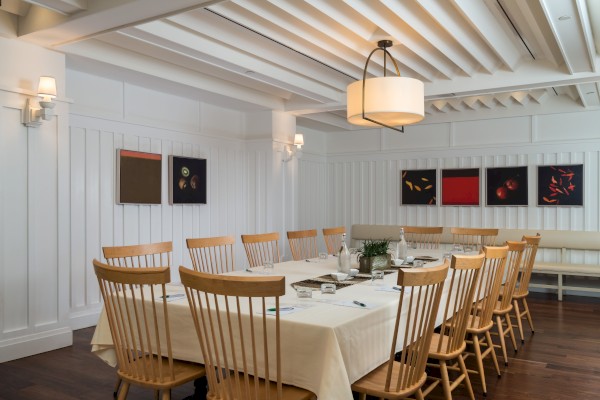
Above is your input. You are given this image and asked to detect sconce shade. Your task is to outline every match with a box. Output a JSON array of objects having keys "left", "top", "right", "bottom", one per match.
[
  {"left": 294, "top": 133, "right": 304, "bottom": 148},
  {"left": 37, "top": 76, "right": 57, "bottom": 99},
  {"left": 347, "top": 76, "right": 424, "bottom": 127}
]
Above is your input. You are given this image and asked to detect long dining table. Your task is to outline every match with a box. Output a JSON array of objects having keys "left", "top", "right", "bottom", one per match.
[{"left": 91, "top": 250, "right": 448, "bottom": 400}]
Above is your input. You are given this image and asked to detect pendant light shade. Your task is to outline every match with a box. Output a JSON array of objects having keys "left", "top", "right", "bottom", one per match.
[{"left": 346, "top": 40, "right": 424, "bottom": 132}]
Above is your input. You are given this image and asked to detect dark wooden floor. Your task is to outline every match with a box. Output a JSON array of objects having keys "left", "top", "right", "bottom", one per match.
[{"left": 0, "top": 292, "right": 598, "bottom": 399}]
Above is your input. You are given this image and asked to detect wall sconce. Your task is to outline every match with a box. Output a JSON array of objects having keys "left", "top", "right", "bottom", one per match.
[
  {"left": 282, "top": 133, "right": 304, "bottom": 162},
  {"left": 23, "top": 76, "right": 57, "bottom": 128}
]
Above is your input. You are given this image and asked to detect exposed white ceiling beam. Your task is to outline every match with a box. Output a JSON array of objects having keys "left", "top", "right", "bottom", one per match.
[
  {"left": 451, "top": 0, "right": 522, "bottom": 71},
  {"left": 23, "top": 0, "right": 87, "bottom": 14},
  {"left": 61, "top": 38, "right": 284, "bottom": 110}
]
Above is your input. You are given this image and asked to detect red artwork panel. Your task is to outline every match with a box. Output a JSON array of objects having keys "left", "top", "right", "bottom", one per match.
[{"left": 441, "top": 168, "right": 480, "bottom": 206}]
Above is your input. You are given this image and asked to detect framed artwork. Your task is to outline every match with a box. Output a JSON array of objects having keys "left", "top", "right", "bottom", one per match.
[
  {"left": 116, "top": 149, "right": 162, "bottom": 204},
  {"left": 401, "top": 169, "right": 436, "bottom": 205},
  {"left": 486, "top": 166, "right": 528, "bottom": 206},
  {"left": 537, "top": 164, "right": 583, "bottom": 206},
  {"left": 441, "top": 168, "right": 480, "bottom": 206},
  {"left": 169, "top": 155, "right": 207, "bottom": 204}
]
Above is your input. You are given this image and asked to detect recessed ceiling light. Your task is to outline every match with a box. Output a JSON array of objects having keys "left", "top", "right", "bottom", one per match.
[{"left": 558, "top": 15, "right": 571, "bottom": 21}]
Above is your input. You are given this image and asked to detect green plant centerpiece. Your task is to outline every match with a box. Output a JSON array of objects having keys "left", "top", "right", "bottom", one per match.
[{"left": 357, "top": 238, "right": 392, "bottom": 273}]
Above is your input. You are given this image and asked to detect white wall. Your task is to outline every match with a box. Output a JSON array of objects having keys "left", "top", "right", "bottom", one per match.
[{"left": 307, "top": 112, "right": 600, "bottom": 237}]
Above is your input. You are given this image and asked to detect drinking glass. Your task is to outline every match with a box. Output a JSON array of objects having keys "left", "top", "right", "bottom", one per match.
[
  {"left": 413, "top": 260, "right": 424, "bottom": 268},
  {"left": 264, "top": 260, "right": 274, "bottom": 274},
  {"left": 319, "top": 252, "right": 328, "bottom": 261},
  {"left": 452, "top": 244, "right": 464, "bottom": 253},
  {"left": 296, "top": 287, "right": 312, "bottom": 298},
  {"left": 371, "top": 270, "right": 385, "bottom": 285}
]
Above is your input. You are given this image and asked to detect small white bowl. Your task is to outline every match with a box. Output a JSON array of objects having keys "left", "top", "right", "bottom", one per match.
[
  {"left": 330, "top": 272, "right": 349, "bottom": 281},
  {"left": 349, "top": 268, "right": 359, "bottom": 277},
  {"left": 392, "top": 259, "right": 404, "bottom": 266},
  {"left": 405, "top": 256, "right": 415, "bottom": 263}
]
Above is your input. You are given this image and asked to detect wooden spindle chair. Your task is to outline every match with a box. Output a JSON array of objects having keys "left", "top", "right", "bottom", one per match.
[
  {"left": 287, "top": 229, "right": 319, "bottom": 260},
  {"left": 93, "top": 260, "right": 205, "bottom": 400},
  {"left": 186, "top": 235, "right": 235, "bottom": 274},
  {"left": 403, "top": 226, "right": 444, "bottom": 249},
  {"left": 451, "top": 228, "right": 498, "bottom": 251},
  {"left": 493, "top": 240, "right": 526, "bottom": 365},
  {"left": 241, "top": 232, "right": 281, "bottom": 268},
  {"left": 462, "top": 245, "right": 508, "bottom": 397},
  {"left": 422, "top": 253, "right": 484, "bottom": 400},
  {"left": 351, "top": 264, "right": 449, "bottom": 400},
  {"left": 179, "top": 266, "right": 316, "bottom": 400},
  {"left": 322, "top": 226, "right": 345, "bottom": 255},
  {"left": 103, "top": 241, "right": 172, "bottom": 268},
  {"left": 510, "top": 235, "right": 541, "bottom": 343}
]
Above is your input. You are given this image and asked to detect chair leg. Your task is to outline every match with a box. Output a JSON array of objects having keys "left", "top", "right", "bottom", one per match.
[
  {"left": 495, "top": 315, "right": 509, "bottom": 366},
  {"left": 113, "top": 377, "right": 121, "bottom": 399},
  {"left": 358, "top": 393, "right": 367, "bottom": 400},
  {"left": 485, "top": 330, "right": 501, "bottom": 377},
  {"left": 161, "top": 389, "right": 171, "bottom": 400},
  {"left": 522, "top": 297, "right": 535, "bottom": 333},
  {"left": 458, "top": 354, "right": 475, "bottom": 400},
  {"left": 513, "top": 299, "right": 525, "bottom": 343},
  {"left": 415, "top": 388, "right": 425, "bottom": 400},
  {"left": 471, "top": 334, "right": 488, "bottom": 396},
  {"left": 117, "top": 382, "right": 129, "bottom": 400},
  {"left": 439, "top": 360, "right": 452, "bottom": 400},
  {"left": 505, "top": 313, "right": 518, "bottom": 352}
]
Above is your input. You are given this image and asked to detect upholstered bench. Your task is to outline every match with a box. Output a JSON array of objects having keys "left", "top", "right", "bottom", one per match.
[{"left": 351, "top": 225, "right": 600, "bottom": 301}]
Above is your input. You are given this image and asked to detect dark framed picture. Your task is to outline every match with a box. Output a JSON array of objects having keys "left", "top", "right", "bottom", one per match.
[
  {"left": 441, "top": 168, "right": 480, "bottom": 206},
  {"left": 169, "top": 155, "right": 207, "bottom": 204},
  {"left": 537, "top": 164, "right": 583, "bottom": 206},
  {"left": 116, "top": 149, "right": 162, "bottom": 204},
  {"left": 401, "top": 169, "right": 436, "bottom": 205},
  {"left": 486, "top": 166, "right": 528, "bottom": 206}
]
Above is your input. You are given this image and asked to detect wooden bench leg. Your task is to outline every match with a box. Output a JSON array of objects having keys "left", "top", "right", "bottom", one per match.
[{"left": 558, "top": 273, "right": 563, "bottom": 301}]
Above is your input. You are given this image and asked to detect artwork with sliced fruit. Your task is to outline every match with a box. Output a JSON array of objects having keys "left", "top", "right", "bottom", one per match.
[
  {"left": 401, "top": 169, "right": 437, "bottom": 205},
  {"left": 537, "top": 164, "right": 583, "bottom": 206},
  {"left": 486, "top": 166, "right": 528, "bottom": 206}
]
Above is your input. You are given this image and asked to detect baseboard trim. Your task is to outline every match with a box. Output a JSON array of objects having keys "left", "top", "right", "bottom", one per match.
[
  {"left": 69, "top": 307, "right": 102, "bottom": 330},
  {"left": 0, "top": 327, "right": 72, "bottom": 363}
]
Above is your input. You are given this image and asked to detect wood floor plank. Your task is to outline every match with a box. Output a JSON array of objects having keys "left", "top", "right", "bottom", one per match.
[{"left": 0, "top": 292, "right": 598, "bottom": 399}]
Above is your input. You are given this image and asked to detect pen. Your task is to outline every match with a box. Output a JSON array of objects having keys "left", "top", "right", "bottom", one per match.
[
  {"left": 393, "top": 286, "right": 402, "bottom": 291},
  {"left": 353, "top": 300, "right": 366, "bottom": 307},
  {"left": 268, "top": 307, "right": 294, "bottom": 312}
]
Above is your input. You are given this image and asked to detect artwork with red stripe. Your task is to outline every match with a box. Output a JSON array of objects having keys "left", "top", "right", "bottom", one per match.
[{"left": 441, "top": 168, "right": 480, "bottom": 206}]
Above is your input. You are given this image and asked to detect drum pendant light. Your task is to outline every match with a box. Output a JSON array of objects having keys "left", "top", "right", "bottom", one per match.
[{"left": 347, "top": 40, "right": 424, "bottom": 132}]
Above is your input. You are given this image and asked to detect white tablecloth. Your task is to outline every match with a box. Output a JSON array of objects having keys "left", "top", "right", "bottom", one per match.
[{"left": 91, "top": 250, "right": 447, "bottom": 400}]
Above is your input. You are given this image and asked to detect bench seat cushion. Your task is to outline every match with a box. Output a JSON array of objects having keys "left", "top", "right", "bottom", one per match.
[{"left": 534, "top": 262, "right": 600, "bottom": 275}]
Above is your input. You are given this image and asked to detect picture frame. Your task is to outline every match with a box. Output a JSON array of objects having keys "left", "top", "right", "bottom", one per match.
[
  {"left": 401, "top": 169, "right": 437, "bottom": 205},
  {"left": 169, "top": 155, "right": 207, "bottom": 204},
  {"left": 441, "top": 168, "right": 480, "bottom": 206},
  {"left": 537, "top": 164, "right": 583, "bottom": 206},
  {"left": 116, "top": 149, "right": 162, "bottom": 205},
  {"left": 486, "top": 166, "right": 528, "bottom": 206}
]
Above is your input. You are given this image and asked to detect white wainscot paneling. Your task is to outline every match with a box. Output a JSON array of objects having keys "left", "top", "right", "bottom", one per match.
[
  {"left": 67, "top": 69, "right": 124, "bottom": 120},
  {"left": 385, "top": 123, "right": 450, "bottom": 150},
  {"left": 537, "top": 110, "right": 600, "bottom": 142},
  {"left": 124, "top": 83, "right": 200, "bottom": 133},
  {"left": 453, "top": 117, "right": 531, "bottom": 147},
  {"left": 327, "top": 130, "right": 382, "bottom": 154},
  {"left": 201, "top": 103, "right": 243, "bottom": 139}
]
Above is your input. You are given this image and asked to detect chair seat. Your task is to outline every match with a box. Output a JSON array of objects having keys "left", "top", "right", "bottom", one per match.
[
  {"left": 427, "top": 333, "right": 467, "bottom": 360},
  {"left": 208, "top": 372, "right": 316, "bottom": 400},
  {"left": 351, "top": 361, "right": 427, "bottom": 400},
  {"left": 465, "top": 314, "right": 494, "bottom": 334},
  {"left": 118, "top": 358, "right": 205, "bottom": 390}
]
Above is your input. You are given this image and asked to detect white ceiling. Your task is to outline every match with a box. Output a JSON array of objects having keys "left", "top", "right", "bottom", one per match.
[{"left": 2, "top": 0, "right": 600, "bottom": 132}]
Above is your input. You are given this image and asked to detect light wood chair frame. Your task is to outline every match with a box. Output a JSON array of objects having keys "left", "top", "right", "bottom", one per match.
[
  {"left": 287, "top": 229, "right": 319, "bottom": 261},
  {"left": 403, "top": 226, "right": 444, "bottom": 249},
  {"left": 241, "top": 232, "right": 281, "bottom": 268},
  {"left": 102, "top": 241, "right": 173, "bottom": 397},
  {"left": 463, "top": 245, "right": 508, "bottom": 396},
  {"left": 351, "top": 264, "right": 449, "bottom": 400},
  {"left": 186, "top": 235, "right": 235, "bottom": 274},
  {"left": 422, "top": 254, "right": 484, "bottom": 400},
  {"left": 451, "top": 228, "right": 499, "bottom": 251},
  {"left": 103, "top": 241, "right": 173, "bottom": 268},
  {"left": 493, "top": 240, "right": 526, "bottom": 365},
  {"left": 179, "top": 266, "right": 316, "bottom": 400},
  {"left": 322, "top": 226, "right": 345, "bottom": 255},
  {"left": 510, "top": 235, "right": 541, "bottom": 343},
  {"left": 93, "top": 260, "right": 205, "bottom": 400}
]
